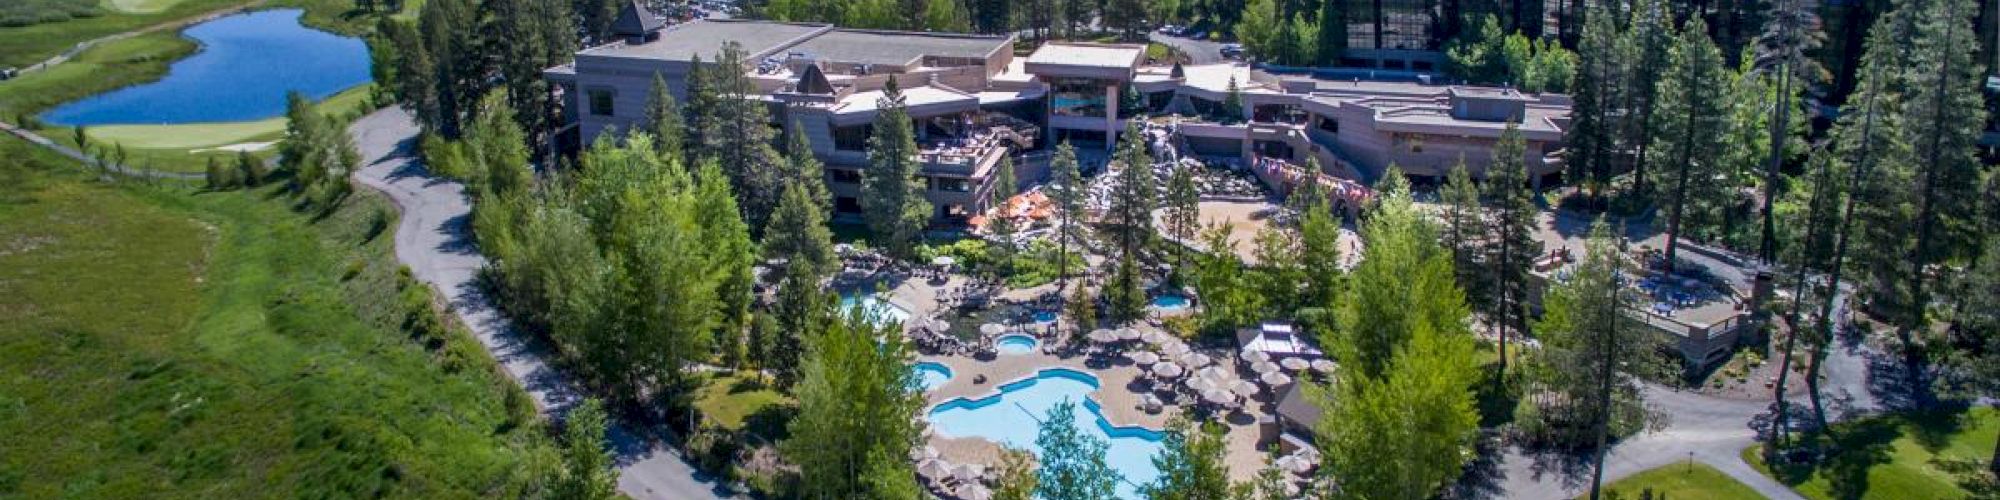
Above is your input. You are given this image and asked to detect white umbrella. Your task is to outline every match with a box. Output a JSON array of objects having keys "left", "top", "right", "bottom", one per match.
[
  {"left": 1180, "top": 352, "right": 1213, "bottom": 368},
  {"left": 1250, "top": 360, "right": 1281, "bottom": 374},
  {"left": 1117, "top": 328, "right": 1143, "bottom": 341},
  {"left": 1127, "top": 351, "right": 1160, "bottom": 365},
  {"left": 1280, "top": 357, "right": 1311, "bottom": 371},
  {"left": 1142, "top": 330, "right": 1175, "bottom": 345},
  {"left": 1151, "top": 361, "right": 1185, "bottom": 378},
  {"left": 1260, "top": 371, "right": 1294, "bottom": 386},
  {"left": 952, "top": 463, "right": 985, "bottom": 482},
  {"left": 955, "top": 483, "right": 993, "bottom": 500},
  {"left": 1228, "top": 379, "right": 1261, "bottom": 398},
  {"left": 1275, "top": 455, "right": 1312, "bottom": 474},
  {"left": 1186, "top": 376, "right": 1216, "bottom": 393},
  {"left": 1162, "top": 342, "right": 1191, "bottom": 357},
  {"left": 934, "top": 255, "right": 957, "bottom": 267},
  {"left": 1311, "top": 359, "right": 1337, "bottom": 373},
  {"left": 1197, "top": 365, "right": 1233, "bottom": 382},
  {"left": 918, "top": 459, "right": 952, "bottom": 479},
  {"left": 1087, "top": 329, "right": 1118, "bottom": 343},
  {"left": 980, "top": 323, "right": 1006, "bottom": 336},
  {"left": 1239, "top": 350, "right": 1270, "bottom": 363},
  {"left": 1201, "top": 388, "right": 1235, "bottom": 404}
]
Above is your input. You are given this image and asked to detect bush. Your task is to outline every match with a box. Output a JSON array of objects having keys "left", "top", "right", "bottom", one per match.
[{"left": 684, "top": 424, "right": 740, "bottom": 477}]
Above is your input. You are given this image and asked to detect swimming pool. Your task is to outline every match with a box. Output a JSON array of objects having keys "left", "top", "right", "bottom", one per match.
[
  {"left": 1151, "top": 293, "right": 1190, "bottom": 311},
  {"left": 928, "top": 368, "right": 1163, "bottom": 498},
  {"left": 1032, "top": 310, "right": 1059, "bottom": 323},
  {"left": 912, "top": 362, "right": 953, "bottom": 392},
  {"left": 995, "top": 334, "right": 1039, "bottom": 355},
  {"left": 839, "top": 292, "right": 911, "bottom": 326}
]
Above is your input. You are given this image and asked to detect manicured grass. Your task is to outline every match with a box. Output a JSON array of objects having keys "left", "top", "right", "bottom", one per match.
[
  {"left": 694, "top": 374, "right": 794, "bottom": 434},
  {"left": 1583, "top": 461, "right": 1766, "bottom": 500},
  {"left": 0, "top": 0, "right": 244, "bottom": 68},
  {"left": 0, "top": 135, "right": 554, "bottom": 497},
  {"left": 0, "top": 30, "right": 195, "bottom": 122},
  {"left": 106, "top": 0, "right": 190, "bottom": 14},
  {"left": 76, "top": 83, "right": 375, "bottom": 149},
  {"left": 1747, "top": 407, "right": 1999, "bottom": 500}
]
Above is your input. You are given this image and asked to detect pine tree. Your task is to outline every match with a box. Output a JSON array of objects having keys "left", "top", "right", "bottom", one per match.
[
  {"left": 861, "top": 77, "right": 933, "bottom": 259},
  {"left": 1441, "top": 159, "right": 1488, "bottom": 316},
  {"left": 1749, "top": 0, "right": 1825, "bottom": 263},
  {"left": 1650, "top": 18, "right": 1729, "bottom": 274},
  {"left": 1104, "top": 121, "right": 1156, "bottom": 323},
  {"left": 236, "top": 150, "right": 263, "bottom": 187},
  {"left": 989, "top": 155, "right": 1020, "bottom": 274},
  {"left": 693, "top": 160, "right": 757, "bottom": 368},
  {"left": 489, "top": 0, "right": 576, "bottom": 149},
  {"left": 1485, "top": 123, "right": 1541, "bottom": 375},
  {"left": 1315, "top": 0, "right": 1346, "bottom": 66},
  {"left": 1298, "top": 189, "right": 1344, "bottom": 310},
  {"left": 771, "top": 262, "right": 830, "bottom": 388},
  {"left": 551, "top": 399, "right": 618, "bottom": 500},
  {"left": 784, "top": 117, "right": 831, "bottom": 212},
  {"left": 1049, "top": 142, "right": 1086, "bottom": 291},
  {"left": 1566, "top": 10, "right": 1621, "bottom": 201},
  {"left": 1620, "top": 0, "right": 1673, "bottom": 202},
  {"left": 697, "top": 43, "right": 786, "bottom": 230},
  {"left": 1220, "top": 77, "right": 1245, "bottom": 124},
  {"left": 1140, "top": 418, "right": 1232, "bottom": 499},
  {"left": 643, "top": 74, "right": 687, "bottom": 162},
  {"left": 1163, "top": 164, "right": 1200, "bottom": 278},
  {"left": 1033, "top": 401, "right": 1121, "bottom": 500},
  {"left": 767, "top": 182, "right": 838, "bottom": 279}
]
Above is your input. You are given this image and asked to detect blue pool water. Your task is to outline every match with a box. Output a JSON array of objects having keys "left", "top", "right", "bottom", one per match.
[
  {"left": 839, "top": 292, "right": 911, "bottom": 325},
  {"left": 995, "top": 334, "right": 1038, "bottom": 355},
  {"left": 1032, "top": 310, "right": 1059, "bottom": 323},
  {"left": 929, "top": 368, "right": 1164, "bottom": 498},
  {"left": 912, "top": 362, "right": 952, "bottom": 391},
  {"left": 41, "top": 9, "right": 371, "bottom": 126},
  {"left": 1151, "top": 294, "right": 1190, "bottom": 311}
]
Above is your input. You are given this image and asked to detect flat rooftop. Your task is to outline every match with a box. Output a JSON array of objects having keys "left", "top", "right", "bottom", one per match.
[
  {"left": 1025, "top": 43, "right": 1145, "bottom": 69},
  {"left": 582, "top": 19, "right": 828, "bottom": 61},
  {"left": 789, "top": 29, "right": 1008, "bottom": 67}
]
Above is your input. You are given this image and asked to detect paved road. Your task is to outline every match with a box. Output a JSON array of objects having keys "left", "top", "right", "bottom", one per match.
[
  {"left": 1148, "top": 32, "right": 1227, "bottom": 65},
  {"left": 347, "top": 108, "right": 730, "bottom": 500}
]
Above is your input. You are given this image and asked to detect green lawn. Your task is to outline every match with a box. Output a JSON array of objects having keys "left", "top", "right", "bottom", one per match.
[
  {"left": 1747, "top": 407, "right": 1999, "bottom": 500},
  {"left": 694, "top": 374, "right": 794, "bottom": 435},
  {"left": 0, "top": 134, "right": 554, "bottom": 497},
  {"left": 1584, "top": 461, "right": 1766, "bottom": 500},
  {"left": 0, "top": 0, "right": 246, "bottom": 68}
]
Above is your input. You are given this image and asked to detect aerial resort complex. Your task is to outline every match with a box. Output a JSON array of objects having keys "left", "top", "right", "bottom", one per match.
[{"left": 4, "top": 0, "right": 2000, "bottom": 498}]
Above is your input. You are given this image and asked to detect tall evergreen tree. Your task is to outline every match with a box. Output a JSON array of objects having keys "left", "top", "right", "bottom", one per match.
[
  {"left": 643, "top": 74, "right": 687, "bottom": 162},
  {"left": 1049, "top": 142, "right": 1086, "bottom": 291},
  {"left": 1315, "top": 0, "right": 1346, "bottom": 66},
  {"left": 1566, "top": 10, "right": 1621, "bottom": 201},
  {"left": 1441, "top": 160, "right": 1488, "bottom": 319},
  {"left": 1750, "top": 0, "right": 1826, "bottom": 263},
  {"left": 861, "top": 78, "right": 933, "bottom": 259},
  {"left": 416, "top": 0, "right": 484, "bottom": 137},
  {"left": 696, "top": 43, "right": 787, "bottom": 230},
  {"left": 1104, "top": 121, "right": 1157, "bottom": 323},
  {"left": 1620, "top": 0, "right": 1673, "bottom": 201},
  {"left": 693, "top": 160, "right": 757, "bottom": 367},
  {"left": 551, "top": 398, "right": 618, "bottom": 500},
  {"left": 1650, "top": 18, "right": 1730, "bottom": 274},
  {"left": 1164, "top": 164, "right": 1201, "bottom": 278},
  {"left": 767, "top": 182, "right": 838, "bottom": 279},
  {"left": 488, "top": 0, "right": 576, "bottom": 150},
  {"left": 784, "top": 118, "right": 831, "bottom": 212},
  {"left": 783, "top": 304, "right": 926, "bottom": 498},
  {"left": 1484, "top": 123, "right": 1540, "bottom": 375}
]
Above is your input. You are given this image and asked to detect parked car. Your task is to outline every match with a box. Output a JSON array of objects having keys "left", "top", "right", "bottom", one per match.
[
  {"left": 1156, "top": 24, "right": 1179, "bottom": 34},
  {"left": 1186, "top": 30, "right": 1207, "bottom": 40},
  {"left": 1220, "top": 43, "right": 1245, "bottom": 59}
]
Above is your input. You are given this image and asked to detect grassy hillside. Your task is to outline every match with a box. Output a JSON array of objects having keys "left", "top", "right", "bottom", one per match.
[
  {"left": 0, "top": 134, "right": 555, "bottom": 497},
  {"left": 0, "top": 0, "right": 248, "bottom": 68},
  {"left": 1748, "top": 407, "right": 1999, "bottom": 500}
]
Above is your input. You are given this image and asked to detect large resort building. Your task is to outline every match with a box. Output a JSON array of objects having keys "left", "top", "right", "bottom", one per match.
[{"left": 545, "top": 4, "right": 1572, "bottom": 223}]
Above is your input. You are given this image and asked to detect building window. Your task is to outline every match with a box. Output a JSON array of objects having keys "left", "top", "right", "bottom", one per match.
[
  {"left": 835, "top": 196, "right": 862, "bottom": 213},
  {"left": 830, "top": 168, "right": 862, "bottom": 184},
  {"left": 834, "top": 125, "right": 870, "bottom": 151},
  {"left": 930, "top": 176, "right": 971, "bottom": 192},
  {"left": 1318, "top": 116, "right": 1340, "bottom": 133},
  {"left": 1051, "top": 78, "right": 1107, "bottom": 118},
  {"left": 588, "top": 89, "right": 615, "bottom": 116}
]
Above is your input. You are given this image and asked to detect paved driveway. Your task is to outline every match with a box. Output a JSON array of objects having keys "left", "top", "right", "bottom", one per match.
[{"left": 347, "top": 108, "right": 730, "bottom": 500}]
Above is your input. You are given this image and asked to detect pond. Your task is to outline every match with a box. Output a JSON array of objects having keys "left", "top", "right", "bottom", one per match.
[{"left": 41, "top": 9, "right": 371, "bottom": 126}]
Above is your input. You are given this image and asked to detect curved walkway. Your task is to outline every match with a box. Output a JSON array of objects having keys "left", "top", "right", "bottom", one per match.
[{"left": 346, "top": 108, "right": 730, "bottom": 500}]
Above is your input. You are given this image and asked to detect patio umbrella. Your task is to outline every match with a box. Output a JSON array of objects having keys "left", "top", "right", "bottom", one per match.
[
  {"left": 934, "top": 256, "right": 957, "bottom": 267},
  {"left": 918, "top": 459, "right": 952, "bottom": 479},
  {"left": 1197, "top": 365, "right": 1233, "bottom": 382},
  {"left": 1227, "top": 379, "right": 1260, "bottom": 398},
  {"left": 1280, "top": 357, "right": 1311, "bottom": 371},
  {"left": 1201, "top": 388, "right": 1235, "bottom": 405},
  {"left": 1239, "top": 350, "right": 1270, "bottom": 363},
  {"left": 1310, "top": 359, "right": 1337, "bottom": 373},
  {"left": 1087, "top": 329, "right": 1118, "bottom": 343},
  {"left": 1142, "top": 330, "right": 1175, "bottom": 345},
  {"left": 1249, "top": 360, "right": 1280, "bottom": 374},
  {"left": 980, "top": 323, "right": 1006, "bottom": 336},
  {"left": 1126, "top": 351, "right": 1160, "bottom": 365},
  {"left": 1151, "top": 361, "right": 1185, "bottom": 378},
  {"left": 1117, "top": 328, "right": 1142, "bottom": 341},
  {"left": 952, "top": 463, "right": 985, "bottom": 483},
  {"left": 1260, "top": 371, "right": 1294, "bottom": 386},
  {"left": 1180, "top": 352, "right": 1213, "bottom": 368},
  {"left": 1162, "top": 342, "right": 1192, "bottom": 357},
  {"left": 1186, "top": 376, "right": 1216, "bottom": 393},
  {"left": 955, "top": 483, "right": 993, "bottom": 500}
]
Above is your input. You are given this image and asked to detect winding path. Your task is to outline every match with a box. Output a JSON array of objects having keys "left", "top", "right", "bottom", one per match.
[{"left": 347, "top": 108, "right": 731, "bottom": 500}]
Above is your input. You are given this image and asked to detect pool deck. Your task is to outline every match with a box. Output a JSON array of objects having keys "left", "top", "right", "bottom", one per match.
[{"left": 917, "top": 346, "right": 1271, "bottom": 484}]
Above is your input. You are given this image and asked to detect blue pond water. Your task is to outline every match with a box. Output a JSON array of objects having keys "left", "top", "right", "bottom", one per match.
[
  {"left": 839, "top": 292, "right": 911, "bottom": 326},
  {"left": 41, "top": 9, "right": 371, "bottom": 126},
  {"left": 912, "top": 362, "right": 953, "bottom": 392},
  {"left": 928, "top": 368, "right": 1164, "bottom": 498},
  {"left": 995, "top": 334, "right": 1038, "bottom": 355},
  {"left": 1151, "top": 294, "right": 1190, "bottom": 311}
]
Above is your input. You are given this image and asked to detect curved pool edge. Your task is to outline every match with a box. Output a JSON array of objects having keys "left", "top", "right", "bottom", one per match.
[{"left": 923, "top": 366, "right": 1167, "bottom": 441}]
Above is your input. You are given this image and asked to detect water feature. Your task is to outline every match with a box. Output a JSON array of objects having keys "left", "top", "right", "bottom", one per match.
[
  {"left": 912, "top": 362, "right": 953, "bottom": 392},
  {"left": 928, "top": 368, "right": 1165, "bottom": 499},
  {"left": 1032, "top": 310, "right": 1059, "bottom": 323},
  {"left": 41, "top": 9, "right": 372, "bottom": 126},
  {"left": 995, "top": 334, "right": 1039, "bottom": 355},
  {"left": 1150, "top": 293, "right": 1190, "bottom": 311}
]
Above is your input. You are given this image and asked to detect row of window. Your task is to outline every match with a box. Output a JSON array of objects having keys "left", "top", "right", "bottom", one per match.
[{"left": 825, "top": 168, "right": 974, "bottom": 192}]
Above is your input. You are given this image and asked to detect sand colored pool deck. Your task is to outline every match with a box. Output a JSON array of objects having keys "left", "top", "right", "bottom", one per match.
[{"left": 917, "top": 347, "right": 1272, "bottom": 484}]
